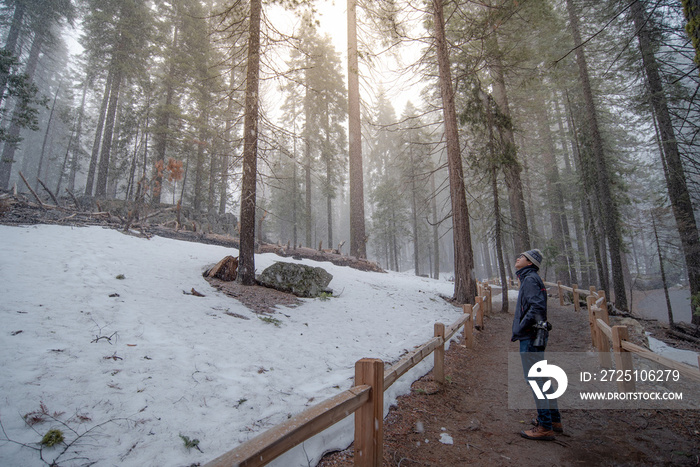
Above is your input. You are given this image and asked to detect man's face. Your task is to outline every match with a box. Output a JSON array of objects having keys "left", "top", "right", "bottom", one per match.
[{"left": 515, "top": 254, "right": 532, "bottom": 271}]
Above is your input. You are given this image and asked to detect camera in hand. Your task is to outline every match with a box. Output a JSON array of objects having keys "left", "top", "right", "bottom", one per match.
[{"left": 532, "top": 320, "right": 552, "bottom": 348}]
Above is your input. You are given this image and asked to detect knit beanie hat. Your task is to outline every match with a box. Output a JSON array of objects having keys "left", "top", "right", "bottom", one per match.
[{"left": 521, "top": 249, "right": 542, "bottom": 269}]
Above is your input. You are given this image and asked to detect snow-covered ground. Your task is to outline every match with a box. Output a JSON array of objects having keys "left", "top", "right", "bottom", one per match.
[{"left": 0, "top": 224, "right": 467, "bottom": 467}]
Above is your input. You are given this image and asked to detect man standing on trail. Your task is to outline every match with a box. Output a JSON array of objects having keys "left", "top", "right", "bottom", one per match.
[{"left": 511, "top": 249, "right": 563, "bottom": 441}]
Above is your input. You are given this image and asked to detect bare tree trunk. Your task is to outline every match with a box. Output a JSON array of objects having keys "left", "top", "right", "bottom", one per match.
[
  {"left": 178, "top": 144, "right": 190, "bottom": 208},
  {"left": 633, "top": 0, "right": 700, "bottom": 325},
  {"left": 348, "top": 0, "right": 367, "bottom": 258},
  {"left": 566, "top": 0, "right": 628, "bottom": 310},
  {"left": 586, "top": 198, "right": 606, "bottom": 289},
  {"left": 153, "top": 25, "right": 178, "bottom": 204},
  {"left": 492, "top": 164, "right": 509, "bottom": 312},
  {"left": 95, "top": 64, "right": 122, "bottom": 198},
  {"left": 193, "top": 112, "right": 208, "bottom": 211},
  {"left": 482, "top": 241, "right": 493, "bottom": 280},
  {"left": 484, "top": 92, "right": 508, "bottom": 311},
  {"left": 489, "top": 38, "right": 530, "bottom": 255},
  {"left": 56, "top": 127, "right": 75, "bottom": 196},
  {"left": 430, "top": 171, "right": 440, "bottom": 279},
  {"left": 324, "top": 110, "right": 333, "bottom": 250},
  {"left": 409, "top": 144, "right": 420, "bottom": 276},
  {"left": 534, "top": 90, "right": 570, "bottom": 283},
  {"left": 219, "top": 67, "right": 236, "bottom": 216},
  {"left": 651, "top": 211, "right": 675, "bottom": 327},
  {"left": 125, "top": 126, "right": 140, "bottom": 201},
  {"left": 237, "top": 0, "right": 261, "bottom": 286},
  {"left": 326, "top": 160, "right": 333, "bottom": 249},
  {"left": 565, "top": 89, "right": 598, "bottom": 286},
  {"left": 84, "top": 71, "right": 111, "bottom": 196},
  {"left": 292, "top": 146, "right": 298, "bottom": 248},
  {"left": 303, "top": 59, "right": 313, "bottom": 248},
  {"left": 391, "top": 211, "right": 400, "bottom": 272},
  {"left": 432, "top": 0, "right": 476, "bottom": 304},
  {"left": 68, "top": 79, "right": 89, "bottom": 193},
  {"left": 555, "top": 93, "right": 584, "bottom": 285},
  {"left": 208, "top": 140, "right": 217, "bottom": 212},
  {"left": 520, "top": 145, "right": 539, "bottom": 243},
  {"left": 36, "top": 84, "right": 60, "bottom": 192},
  {"left": 305, "top": 155, "right": 312, "bottom": 247},
  {"left": 218, "top": 154, "right": 228, "bottom": 213}
]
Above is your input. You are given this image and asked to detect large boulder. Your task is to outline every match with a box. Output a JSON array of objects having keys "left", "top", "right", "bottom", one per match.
[{"left": 257, "top": 262, "right": 333, "bottom": 298}]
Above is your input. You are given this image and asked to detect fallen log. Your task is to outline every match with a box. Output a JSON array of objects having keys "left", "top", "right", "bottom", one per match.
[
  {"left": 18, "top": 171, "right": 47, "bottom": 208},
  {"left": 667, "top": 328, "right": 700, "bottom": 346},
  {"left": 37, "top": 178, "right": 59, "bottom": 207}
]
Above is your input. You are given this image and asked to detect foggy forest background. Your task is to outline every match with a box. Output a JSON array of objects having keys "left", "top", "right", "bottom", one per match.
[{"left": 2, "top": 0, "right": 700, "bottom": 324}]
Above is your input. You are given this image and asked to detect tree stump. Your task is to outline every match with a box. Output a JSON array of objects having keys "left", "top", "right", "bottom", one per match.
[{"left": 205, "top": 256, "right": 238, "bottom": 281}]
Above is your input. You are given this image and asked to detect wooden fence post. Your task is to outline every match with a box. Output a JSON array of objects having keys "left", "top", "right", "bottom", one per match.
[
  {"left": 592, "top": 306, "right": 601, "bottom": 352},
  {"left": 558, "top": 281, "right": 564, "bottom": 306},
  {"left": 597, "top": 299, "right": 610, "bottom": 326},
  {"left": 486, "top": 286, "right": 492, "bottom": 314},
  {"left": 463, "top": 304, "right": 474, "bottom": 349},
  {"left": 611, "top": 326, "right": 635, "bottom": 392},
  {"left": 589, "top": 286, "right": 597, "bottom": 296},
  {"left": 475, "top": 296, "right": 484, "bottom": 330},
  {"left": 593, "top": 308, "right": 612, "bottom": 369},
  {"left": 354, "top": 359, "right": 384, "bottom": 467},
  {"left": 572, "top": 284, "right": 580, "bottom": 312},
  {"left": 434, "top": 323, "right": 445, "bottom": 385},
  {"left": 586, "top": 295, "right": 597, "bottom": 347}
]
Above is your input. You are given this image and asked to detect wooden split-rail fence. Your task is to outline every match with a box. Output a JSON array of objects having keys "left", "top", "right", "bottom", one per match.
[
  {"left": 203, "top": 284, "right": 493, "bottom": 467},
  {"left": 205, "top": 278, "right": 700, "bottom": 467}
]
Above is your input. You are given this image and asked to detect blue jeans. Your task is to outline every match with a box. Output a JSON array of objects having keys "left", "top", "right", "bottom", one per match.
[{"left": 519, "top": 338, "right": 561, "bottom": 430}]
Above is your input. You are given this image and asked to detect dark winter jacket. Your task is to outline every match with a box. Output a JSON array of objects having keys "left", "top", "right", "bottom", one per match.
[{"left": 511, "top": 265, "right": 548, "bottom": 342}]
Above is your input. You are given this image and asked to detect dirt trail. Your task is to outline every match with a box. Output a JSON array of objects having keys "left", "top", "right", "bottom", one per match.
[{"left": 319, "top": 297, "right": 700, "bottom": 466}]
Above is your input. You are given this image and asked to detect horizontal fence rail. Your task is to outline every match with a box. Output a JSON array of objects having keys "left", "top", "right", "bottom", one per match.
[
  {"left": 205, "top": 385, "right": 372, "bottom": 467},
  {"left": 204, "top": 284, "right": 493, "bottom": 467}
]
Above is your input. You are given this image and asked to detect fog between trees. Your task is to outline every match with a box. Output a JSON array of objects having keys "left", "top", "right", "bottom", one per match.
[{"left": 1, "top": 0, "right": 700, "bottom": 322}]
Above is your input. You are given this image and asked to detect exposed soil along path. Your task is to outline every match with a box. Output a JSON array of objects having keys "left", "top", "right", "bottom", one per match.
[{"left": 319, "top": 296, "right": 700, "bottom": 467}]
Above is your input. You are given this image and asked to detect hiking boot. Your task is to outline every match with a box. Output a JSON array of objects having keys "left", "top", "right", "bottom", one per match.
[
  {"left": 531, "top": 417, "right": 563, "bottom": 433},
  {"left": 520, "top": 425, "right": 555, "bottom": 441}
]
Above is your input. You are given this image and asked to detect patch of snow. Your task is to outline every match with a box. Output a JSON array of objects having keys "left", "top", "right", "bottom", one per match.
[
  {"left": 647, "top": 335, "right": 700, "bottom": 368},
  {"left": 488, "top": 285, "right": 519, "bottom": 304},
  {"left": 439, "top": 432, "right": 453, "bottom": 445}
]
